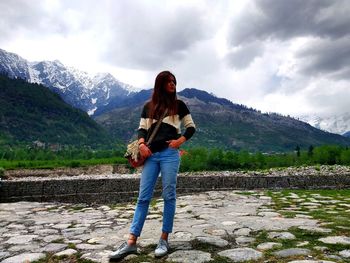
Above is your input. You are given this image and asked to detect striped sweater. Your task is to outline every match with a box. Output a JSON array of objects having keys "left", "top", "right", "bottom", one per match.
[{"left": 138, "top": 100, "right": 196, "bottom": 152}]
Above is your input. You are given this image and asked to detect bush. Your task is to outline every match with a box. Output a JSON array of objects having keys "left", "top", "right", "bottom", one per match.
[{"left": 0, "top": 167, "right": 5, "bottom": 177}]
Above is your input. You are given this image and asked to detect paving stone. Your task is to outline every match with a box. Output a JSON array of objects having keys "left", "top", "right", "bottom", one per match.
[
  {"left": 233, "top": 227, "right": 251, "bottom": 236},
  {"left": 339, "top": 249, "right": 350, "bottom": 258},
  {"left": 203, "top": 228, "right": 226, "bottom": 236},
  {"left": 80, "top": 250, "right": 112, "bottom": 263},
  {"left": 288, "top": 260, "right": 336, "bottom": 262},
  {"left": 319, "top": 236, "right": 350, "bottom": 245},
  {"left": 76, "top": 243, "right": 107, "bottom": 250},
  {"left": 235, "top": 236, "right": 255, "bottom": 246},
  {"left": 196, "top": 236, "right": 229, "bottom": 247},
  {"left": 218, "top": 248, "right": 263, "bottom": 262},
  {"left": 6, "top": 243, "right": 41, "bottom": 253},
  {"left": 268, "top": 231, "right": 296, "bottom": 240},
  {"left": 43, "top": 235, "right": 63, "bottom": 242},
  {"left": 5, "top": 235, "right": 38, "bottom": 244},
  {"left": 296, "top": 241, "right": 309, "bottom": 247},
  {"left": 327, "top": 255, "right": 343, "bottom": 261},
  {"left": 167, "top": 250, "right": 212, "bottom": 263},
  {"left": 1, "top": 253, "right": 46, "bottom": 263},
  {"left": 54, "top": 248, "right": 78, "bottom": 257},
  {"left": 257, "top": 211, "right": 281, "bottom": 217},
  {"left": 0, "top": 252, "right": 10, "bottom": 260},
  {"left": 273, "top": 248, "right": 311, "bottom": 257},
  {"left": 257, "top": 242, "right": 282, "bottom": 250},
  {"left": 40, "top": 243, "right": 67, "bottom": 253},
  {"left": 298, "top": 226, "right": 332, "bottom": 233},
  {"left": 173, "top": 231, "right": 193, "bottom": 241}
]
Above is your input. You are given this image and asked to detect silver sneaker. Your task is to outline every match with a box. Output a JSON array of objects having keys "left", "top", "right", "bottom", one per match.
[
  {"left": 154, "top": 238, "right": 170, "bottom": 257},
  {"left": 109, "top": 241, "right": 137, "bottom": 260}
]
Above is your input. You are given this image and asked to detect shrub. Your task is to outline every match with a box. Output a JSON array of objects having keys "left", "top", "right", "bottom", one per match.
[{"left": 0, "top": 167, "right": 5, "bottom": 177}]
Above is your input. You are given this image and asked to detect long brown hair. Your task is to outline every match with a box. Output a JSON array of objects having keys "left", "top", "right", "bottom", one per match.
[{"left": 149, "top": 71, "right": 178, "bottom": 120}]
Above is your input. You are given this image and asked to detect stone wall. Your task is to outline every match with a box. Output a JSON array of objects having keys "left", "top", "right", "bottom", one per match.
[{"left": 1, "top": 174, "right": 350, "bottom": 204}]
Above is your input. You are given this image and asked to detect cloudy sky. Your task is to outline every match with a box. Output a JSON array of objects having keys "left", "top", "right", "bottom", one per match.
[{"left": 1, "top": 0, "right": 350, "bottom": 117}]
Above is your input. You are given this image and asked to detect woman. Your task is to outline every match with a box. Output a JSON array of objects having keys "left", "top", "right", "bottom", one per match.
[{"left": 109, "top": 71, "right": 196, "bottom": 259}]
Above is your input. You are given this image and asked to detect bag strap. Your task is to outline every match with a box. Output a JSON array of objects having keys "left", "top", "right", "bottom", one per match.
[{"left": 146, "top": 109, "right": 168, "bottom": 145}]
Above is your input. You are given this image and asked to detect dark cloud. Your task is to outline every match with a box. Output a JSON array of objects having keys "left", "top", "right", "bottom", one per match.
[
  {"left": 102, "top": 2, "right": 214, "bottom": 70},
  {"left": 0, "top": 0, "right": 98, "bottom": 42},
  {"left": 227, "top": 0, "right": 350, "bottom": 79},
  {"left": 226, "top": 41, "right": 263, "bottom": 69},
  {"left": 296, "top": 37, "right": 350, "bottom": 79},
  {"left": 228, "top": 0, "right": 350, "bottom": 45}
]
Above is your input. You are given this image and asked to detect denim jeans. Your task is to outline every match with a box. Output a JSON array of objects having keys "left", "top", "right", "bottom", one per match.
[{"left": 130, "top": 147, "right": 180, "bottom": 237}]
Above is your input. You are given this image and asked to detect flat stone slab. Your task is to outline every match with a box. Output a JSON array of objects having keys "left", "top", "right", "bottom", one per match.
[
  {"left": 268, "top": 231, "right": 296, "bottom": 240},
  {"left": 166, "top": 250, "right": 212, "bottom": 263},
  {"left": 257, "top": 242, "right": 282, "bottom": 251},
  {"left": 273, "top": 248, "right": 311, "bottom": 258},
  {"left": 195, "top": 236, "right": 229, "bottom": 247},
  {"left": 298, "top": 226, "right": 332, "bottom": 233},
  {"left": 5, "top": 235, "right": 38, "bottom": 244},
  {"left": 54, "top": 249, "right": 78, "bottom": 257},
  {"left": 288, "top": 260, "right": 336, "bottom": 263},
  {"left": 339, "top": 249, "right": 350, "bottom": 258},
  {"left": 319, "top": 236, "right": 350, "bottom": 245},
  {"left": 218, "top": 248, "right": 263, "bottom": 262},
  {"left": 1, "top": 253, "right": 46, "bottom": 263}
]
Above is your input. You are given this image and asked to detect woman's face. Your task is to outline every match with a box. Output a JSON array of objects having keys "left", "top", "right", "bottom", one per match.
[{"left": 165, "top": 76, "right": 176, "bottom": 93}]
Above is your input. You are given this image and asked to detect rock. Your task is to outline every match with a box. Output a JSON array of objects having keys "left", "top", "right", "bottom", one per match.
[
  {"left": 173, "top": 231, "right": 193, "bottom": 241},
  {"left": 298, "top": 226, "right": 332, "bottom": 233},
  {"left": 221, "top": 221, "right": 237, "bottom": 226},
  {"left": 235, "top": 236, "right": 255, "bottom": 246},
  {"left": 273, "top": 248, "right": 311, "bottom": 257},
  {"left": 296, "top": 241, "right": 309, "bottom": 247},
  {"left": 257, "top": 211, "right": 281, "bottom": 217},
  {"left": 257, "top": 242, "right": 282, "bottom": 251},
  {"left": 167, "top": 250, "right": 212, "bottom": 263},
  {"left": 40, "top": 243, "right": 67, "bottom": 252},
  {"left": 76, "top": 243, "right": 107, "bottom": 250},
  {"left": 1, "top": 253, "right": 46, "bottom": 263},
  {"left": 54, "top": 249, "right": 77, "bottom": 257},
  {"left": 218, "top": 248, "right": 263, "bottom": 262},
  {"left": 233, "top": 228, "right": 251, "bottom": 236},
  {"left": 288, "top": 260, "right": 336, "bottom": 263},
  {"left": 319, "top": 236, "right": 350, "bottom": 245},
  {"left": 203, "top": 228, "right": 226, "bottom": 236},
  {"left": 196, "top": 236, "right": 229, "bottom": 247},
  {"left": 5, "top": 235, "right": 38, "bottom": 244},
  {"left": 80, "top": 250, "right": 112, "bottom": 262},
  {"left": 268, "top": 232, "right": 296, "bottom": 240},
  {"left": 339, "top": 249, "right": 350, "bottom": 258},
  {"left": 0, "top": 252, "right": 10, "bottom": 260}
]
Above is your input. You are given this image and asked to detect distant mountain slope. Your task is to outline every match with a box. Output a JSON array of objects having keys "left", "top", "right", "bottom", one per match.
[
  {"left": 344, "top": 131, "right": 350, "bottom": 138},
  {"left": 0, "top": 48, "right": 137, "bottom": 114},
  {"left": 94, "top": 88, "right": 350, "bottom": 152},
  {"left": 0, "top": 75, "right": 112, "bottom": 147}
]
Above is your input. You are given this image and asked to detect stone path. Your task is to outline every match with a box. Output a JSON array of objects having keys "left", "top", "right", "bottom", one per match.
[{"left": 1, "top": 190, "right": 350, "bottom": 262}]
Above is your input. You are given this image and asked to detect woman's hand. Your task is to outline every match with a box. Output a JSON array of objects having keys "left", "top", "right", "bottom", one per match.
[
  {"left": 139, "top": 143, "right": 152, "bottom": 158},
  {"left": 167, "top": 136, "right": 186, "bottom": 149}
]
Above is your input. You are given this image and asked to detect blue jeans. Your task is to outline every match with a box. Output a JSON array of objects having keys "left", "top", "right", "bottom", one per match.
[{"left": 130, "top": 147, "right": 180, "bottom": 237}]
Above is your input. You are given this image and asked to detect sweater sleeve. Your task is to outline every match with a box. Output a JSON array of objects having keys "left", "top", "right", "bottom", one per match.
[
  {"left": 138, "top": 104, "right": 148, "bottom": 139},
  {"left": 179, "top": 100, "right": 196, "bottom": 140}
]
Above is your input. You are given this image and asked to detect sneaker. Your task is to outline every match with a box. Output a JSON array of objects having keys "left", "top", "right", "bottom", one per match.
[
  {"left": 154, "top": 238, "right": 170, "bottom": 257},
  {"left": 109, "top": 241, "right": 137, "bottom": 260}
]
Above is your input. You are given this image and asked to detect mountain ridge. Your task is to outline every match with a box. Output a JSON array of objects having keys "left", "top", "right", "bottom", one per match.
[
  {"left": 0, "top": 48, "right": 138, "bottom": 115},
  {"left": 93, "top": 88, "right": 350, "bottom": 152}
]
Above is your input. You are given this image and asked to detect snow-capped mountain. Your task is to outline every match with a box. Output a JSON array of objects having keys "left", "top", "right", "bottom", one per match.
[
  {"left": 0, "top": 48, "right": 138, "bottom": 115},
  {"left": 298, "top": 113, "right": 350, "bottom": 136}
]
